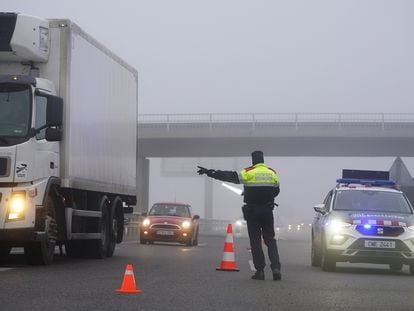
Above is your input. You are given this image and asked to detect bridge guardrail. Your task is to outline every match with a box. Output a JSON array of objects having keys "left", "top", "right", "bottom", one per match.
[{"left": 138, "top": 113, "right": 414, "bottom": 131}]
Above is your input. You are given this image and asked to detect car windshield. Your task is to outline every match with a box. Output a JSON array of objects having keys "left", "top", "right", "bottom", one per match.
[
  {"left": 333, "top": 190, "right": 412, "bottom": 214},
  {"left": 149, "top": 204, "right": 191, "bottom": 217},
  {"left": 0, "top": 83, "right": 31, "bottom": 137}
]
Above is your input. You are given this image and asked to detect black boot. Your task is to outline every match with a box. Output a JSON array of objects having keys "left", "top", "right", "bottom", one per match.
[
  {"left": 251, "top": 270, "right": 265, "bottom": 280},
  {"left": 272, "top": 269, "right": 282, "bottom": 281}
]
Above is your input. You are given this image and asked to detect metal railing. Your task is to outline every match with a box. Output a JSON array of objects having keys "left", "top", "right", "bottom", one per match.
[{"left": 138, "top": 113, "right": 414, "bottom": 131}]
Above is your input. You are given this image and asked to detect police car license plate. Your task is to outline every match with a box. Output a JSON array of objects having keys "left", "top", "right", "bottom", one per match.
[
  {"left": 364, "top": 240, "right": 395, "bottom": 249},
  {"left": 157, "top": 230, "right": 174, "bottom": 236}
]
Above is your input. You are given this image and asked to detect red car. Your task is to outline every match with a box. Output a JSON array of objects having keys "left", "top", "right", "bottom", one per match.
[{"left": 140, "top": 202, "right": 200, "bottom": 246}]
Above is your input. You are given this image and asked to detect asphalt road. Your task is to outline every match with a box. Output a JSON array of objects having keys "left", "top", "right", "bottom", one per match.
[{"left": 1, "top": 235, "right": 414, "bottom": 311}]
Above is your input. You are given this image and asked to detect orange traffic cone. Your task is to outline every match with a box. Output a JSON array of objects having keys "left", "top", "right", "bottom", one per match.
[
  {"left": 216, "top": 224, "right": 239, "bottom": 271},
  {"left": 115, "top": 264, "right": 143, "bottom": 293}
]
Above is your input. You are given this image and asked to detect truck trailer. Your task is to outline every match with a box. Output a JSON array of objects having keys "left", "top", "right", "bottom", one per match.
[{"left": 0, "top": 13, "right": 138, "bottom": 264}]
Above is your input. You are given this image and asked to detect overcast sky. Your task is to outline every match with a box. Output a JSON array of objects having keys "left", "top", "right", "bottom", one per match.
[
  {"left": 6, "top": 0, "right": 414, "bottom": 114},
  {"left": 5, "top": 1, "right": 414, "bottom": 222}
]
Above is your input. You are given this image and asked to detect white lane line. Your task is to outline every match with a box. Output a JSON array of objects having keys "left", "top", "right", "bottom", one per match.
[
  {"left": 248, "top": 260, "right": 256, "bottom": 272},
  {"left": 0, "top": 268, "right": 14, "bottom": 272}
]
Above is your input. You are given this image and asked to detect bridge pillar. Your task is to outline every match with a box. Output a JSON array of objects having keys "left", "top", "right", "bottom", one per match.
[
  {"left": 137, "top": 156, "right": 150, "bottom": 212},
  {"left": 204, "top": 178, "right": 213, "bottom": 218}
]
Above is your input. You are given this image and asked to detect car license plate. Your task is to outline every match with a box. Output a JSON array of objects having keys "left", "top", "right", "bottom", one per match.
[
  {"left": 364, "top": 240, "right": 395, "bottom": 249},
  {"left": 157, "top": 230, "right": 174, "bottom": 236}
]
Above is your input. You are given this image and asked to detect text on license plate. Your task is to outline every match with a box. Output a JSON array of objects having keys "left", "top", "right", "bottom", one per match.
[
  {"left": 364, "top": 240, "right": 395, "bottom": 249},
  {"left": 157, "top": 230, "right": 174, "bottom": 236}
]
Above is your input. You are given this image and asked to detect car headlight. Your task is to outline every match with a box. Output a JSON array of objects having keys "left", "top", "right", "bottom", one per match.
[
  {"left": 235, "top": 220, "right": 243, "bottom": 226},
  {"left": 142, "top": 218, "right": 151, "bottom": 227},
  {"left": 326, "top": 220, "right": 351, "bottom": 233},
  {"left": 7, "top": 191, "right": 26, "bottom": 221},
  {"left": 182, "top": 220, "right": 191, "bottom": 229}
]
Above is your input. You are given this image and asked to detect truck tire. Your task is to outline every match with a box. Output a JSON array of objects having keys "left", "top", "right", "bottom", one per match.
[
  {"left": 107, "top": 197, "right": 123, "bottom": 257},
  {"left": 25, "top": 196, "right": 57, "bottom": 265},
  {"left": 89, "top": 196, "right": 109, "bottom": 259}
]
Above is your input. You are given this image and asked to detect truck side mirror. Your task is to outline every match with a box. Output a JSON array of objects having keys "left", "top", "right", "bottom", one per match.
[
  {"left": 45, "top": 128, "right": 62, "bottom": 141},
  {"left": 46, "top": 95, "right": 63, "bottom": 127}
]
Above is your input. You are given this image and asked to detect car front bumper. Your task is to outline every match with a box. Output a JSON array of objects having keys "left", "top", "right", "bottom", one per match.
[{"left": 325, "top": 225, "right": 414, "bottom": 264}]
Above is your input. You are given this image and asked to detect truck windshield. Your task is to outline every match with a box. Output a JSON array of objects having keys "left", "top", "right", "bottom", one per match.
[
  {"left": 0, "top": 83, "right": 31, "bottom": 137},
  {"left": 334, "top": 190, "right": 412, "bottom": 214}
]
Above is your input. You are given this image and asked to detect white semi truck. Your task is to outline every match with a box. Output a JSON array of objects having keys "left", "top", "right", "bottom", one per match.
[{"left": 0, "top": 13, "right": 138, "bottom": 264}]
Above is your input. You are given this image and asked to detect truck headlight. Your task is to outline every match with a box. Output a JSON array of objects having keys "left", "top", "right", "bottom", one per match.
[
  {"left": 182, "top": 220, "right": 191, "bottom": 229},
  {"left": 7, "top": 191, "right": 26, "bottom": 221},
  {"left": 142, "top": 218, "right": 151, "bottom": 227}
]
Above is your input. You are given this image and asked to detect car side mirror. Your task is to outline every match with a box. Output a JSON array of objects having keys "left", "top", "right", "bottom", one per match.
[
  {"left": 193, "top": 215, "right": 200, "bottom": 220},
  {"left": 313, "top": 204, "right": 327, "bottom": 215}
]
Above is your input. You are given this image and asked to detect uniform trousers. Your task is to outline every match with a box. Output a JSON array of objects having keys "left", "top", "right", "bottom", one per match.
[{"left": 246, "top": 205, "right": 281, "bottom": 271}]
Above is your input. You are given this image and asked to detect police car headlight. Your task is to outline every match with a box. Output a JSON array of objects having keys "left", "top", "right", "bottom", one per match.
[
  {"left": 182, "top": 220, "right": 191, "bottom": 229},
  {"left": 142, "top": 218, "right": 151, "bottom": 227},
  {"left": 327, "top": 220, "right": 351, "bottom": 233}
]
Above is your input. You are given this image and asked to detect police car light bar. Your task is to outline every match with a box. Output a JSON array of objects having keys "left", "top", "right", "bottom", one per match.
[
  {"left": 342, "top": 169, "right": 389, "bottom": 180},
  {"left": 336, "top": 178, "right": 396, "bottom": 187}
]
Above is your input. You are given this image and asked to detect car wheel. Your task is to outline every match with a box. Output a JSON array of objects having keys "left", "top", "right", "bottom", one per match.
[
  {"left": 311, "top": 240, "right": 321, "bottom": 267},
  {"left": 321, "top": 236, "right": 335, "bottom": 272},
  {"left": 409, "top": 265, "right": 414, "bottom": 275},
  {"left": 389, "top": 263, "right": 403, "bottom": 271}
]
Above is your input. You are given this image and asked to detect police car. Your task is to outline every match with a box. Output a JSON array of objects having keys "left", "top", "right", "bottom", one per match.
[{"left": 311, "top": 170, "right": 414, "bottom": 273}]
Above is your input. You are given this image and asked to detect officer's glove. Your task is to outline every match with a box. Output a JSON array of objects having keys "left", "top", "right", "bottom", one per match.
[{"left": 197, "top": 166, "right": 215, "bottom": 177}]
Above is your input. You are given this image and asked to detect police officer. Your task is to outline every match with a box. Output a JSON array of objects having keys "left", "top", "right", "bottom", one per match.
[{"left": 197, "top": 151, "right": 281, "bottom": 281}]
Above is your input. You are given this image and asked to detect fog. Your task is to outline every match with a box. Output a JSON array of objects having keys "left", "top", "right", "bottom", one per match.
[
  {"left": 149, "top": 157, "right": 396, "bottom": 224},
  {"left": 4, "top": 1, "right": 414, "bottom": 223}
]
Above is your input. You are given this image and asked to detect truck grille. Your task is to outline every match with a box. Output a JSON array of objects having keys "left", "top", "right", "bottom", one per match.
[
  {"left": 356, "top": 225, "right": 404, "bottom": 237},
  {"left": 0, "top": 157, "right": 10, "bottom": 176}
]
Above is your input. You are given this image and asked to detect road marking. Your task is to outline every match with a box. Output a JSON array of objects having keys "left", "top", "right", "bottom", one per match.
[
  {"left": 248, "top": 260, "right": 256, "bottom": 272},
  {"left": 0, "top": 268, "right": 14, "bottom": 272}
]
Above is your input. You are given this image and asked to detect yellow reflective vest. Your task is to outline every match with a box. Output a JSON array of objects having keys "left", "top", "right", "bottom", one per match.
[{"left": 238, "top": 163, "right": 279, "bottom": 188}]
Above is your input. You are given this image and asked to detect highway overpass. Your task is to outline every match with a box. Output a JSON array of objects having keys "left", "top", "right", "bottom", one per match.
[{"left": 137, "top": 112, "right": 414, "bottom": 210}]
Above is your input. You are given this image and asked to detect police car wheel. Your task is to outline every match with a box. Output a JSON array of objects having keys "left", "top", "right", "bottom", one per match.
[
  {"left": 321, "top": 237, "right": 335, "bottom": 272},
  {"left": 389, "top": 263, "right": 403, "bottom": 271},
  {"left": 311, "top": 243, "right": 321, "bottom": 267}
]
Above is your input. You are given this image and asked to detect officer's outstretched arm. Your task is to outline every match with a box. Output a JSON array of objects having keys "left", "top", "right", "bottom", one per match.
[{"left": 210, "top": 170, "right": 240, "bottom": 184}]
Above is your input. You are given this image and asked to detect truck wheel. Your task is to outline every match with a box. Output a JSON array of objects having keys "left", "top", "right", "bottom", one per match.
[
  {"left": 321, "top": 237, "right": 335, "bottom": 272},
  {"left": 25, "top": 197, "right": 57, "bottom": 265},
  {"left": 89, "top": 197, "right": 109, "bottom": 259},
  {"left": 107, "top": 198, "right": 123, "bottom": 257}
]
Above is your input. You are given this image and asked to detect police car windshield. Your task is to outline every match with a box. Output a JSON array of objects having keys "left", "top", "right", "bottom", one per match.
[{"left": 333, "top": 190, "right": 412, "bottom": 214}]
